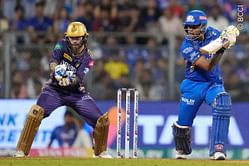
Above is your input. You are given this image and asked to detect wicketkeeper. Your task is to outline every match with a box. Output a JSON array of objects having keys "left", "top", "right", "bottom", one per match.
[{"left": 16, "top": 22, "right": 112, "bottom": 158}]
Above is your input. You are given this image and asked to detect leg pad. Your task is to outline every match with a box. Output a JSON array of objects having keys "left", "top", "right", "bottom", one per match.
[
  {"left": 93, "top": 112, "right": 110, "bottom": 156},
  {"left": 210, "top": 92, "right": 231, "bottom": 156},
  {"left": 172, "top": 122, "right": 192, "bottom": 155},
  {"left": 16, "top": 105, "right": 44, "bottom": 155}
]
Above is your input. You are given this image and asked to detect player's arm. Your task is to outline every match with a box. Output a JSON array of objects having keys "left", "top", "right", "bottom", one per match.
[
  {"left": 200, "top": 25, "right": 239, "bottom": 54},
  {"left": 75, "top": 51, "right": 95, "bottom": 84},
  {"left": 50, "top": 41, "right": 65, "bottom": 72},
  {"left": 195, "top": 46, "right": 227, "bottom": 71},
  {"left": 49, "top": 41, "right": 75, "bottom": 86},
  {"left": 50, "top": 62, "right": 58, "bottom": 71}
]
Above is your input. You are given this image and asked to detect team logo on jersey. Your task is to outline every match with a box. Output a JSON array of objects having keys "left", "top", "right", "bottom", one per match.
[
  {"left": 63, "top": 53, "right": 72, "bottom": 62},
  {"left": 186, "top": 15, "right": 195, "bottom": 22}
]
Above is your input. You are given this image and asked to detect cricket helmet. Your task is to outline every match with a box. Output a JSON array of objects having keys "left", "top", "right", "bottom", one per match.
[
  {"left": 184, "top": 10, "right": 207, "bottom": 40},
  {"left": 65, "top": 22, "right": 88, "bottom": 37},
  {"left": 65, "top": 22, "right": 88, "bottom": 51}
]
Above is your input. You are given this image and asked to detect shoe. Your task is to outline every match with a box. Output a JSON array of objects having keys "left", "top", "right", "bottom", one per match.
[
  {"left": 15, "top": 151, "right": 26, "bottom": 157},
  {"left": 175, "top": 151, "right": 188, "bottom": 159},
  {"left": 210, "top": 152, "right": 226, "bottom": 160},
  {"left": 93, "top": 151, "right": 112, "bottom": 158}
]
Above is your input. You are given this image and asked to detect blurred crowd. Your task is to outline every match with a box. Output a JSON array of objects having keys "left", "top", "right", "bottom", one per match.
[{"left": 0, "top": 0, "right": 248, "bottom": 101}]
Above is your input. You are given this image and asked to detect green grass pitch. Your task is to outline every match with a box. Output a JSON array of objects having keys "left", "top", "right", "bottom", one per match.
[{"left": 0, "top": 158, "right": 249, "bottom": 166}]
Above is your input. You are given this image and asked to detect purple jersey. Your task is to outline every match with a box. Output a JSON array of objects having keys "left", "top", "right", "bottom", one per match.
[
  {"left": 36, "top": 39, "right": 103, "bottom": 128},
  {"left": 48, "top": 39, "right": 94, "bottom": 93}
]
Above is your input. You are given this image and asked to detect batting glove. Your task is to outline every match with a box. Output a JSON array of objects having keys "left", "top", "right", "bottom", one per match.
[{"left": 221, "top": 25, "right": 239, "bottom": 48}]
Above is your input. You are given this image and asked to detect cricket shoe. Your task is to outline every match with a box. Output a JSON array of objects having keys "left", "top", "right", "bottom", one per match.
[
  {"left": 93, "top": 151, "right": 113, "bottom": 158},
  {"left": 210, "top": 152, "right": 226, "bottom": 160},
  {"left": 15, "top": 151, "right": 26, "bottom": 157},
  {"left": 175, "top": 151, "right": 189, "bottom": 159}
]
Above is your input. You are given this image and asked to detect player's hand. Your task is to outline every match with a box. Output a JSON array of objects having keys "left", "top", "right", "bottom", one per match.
[
  {"left": 220, "top": 25, "right": 239, "bottom": 49},
  {"left": 54, "top": 64, "right": 67, "bottom": 81}
]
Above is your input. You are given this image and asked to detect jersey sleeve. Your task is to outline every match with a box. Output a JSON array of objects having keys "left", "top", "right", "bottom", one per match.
[
  {"left": 208, "top": 26, "right": 221, "bottom": 39},
  {"left": 181, "top": 42, "right": 201, "bottom": 63},
  {"left": 76, "top": 50, "right": 95, "bottom": 83}
]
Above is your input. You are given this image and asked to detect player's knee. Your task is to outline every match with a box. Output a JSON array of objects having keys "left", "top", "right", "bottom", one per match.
[
  {"left": 96, "top": 112, "right": 109, "bottom": 127},
  {"left": 213, "top": 92, "right": 232, "bottom": 116},
  {"left": 29, "top": 104, "right": 44, "bottom": 120}
]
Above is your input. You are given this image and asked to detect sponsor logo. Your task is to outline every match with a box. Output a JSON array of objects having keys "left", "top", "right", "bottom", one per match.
[
  {"left": 63, "top": 53, "right": 72, "bottom": 62},
  {"left": 181, "top": 97, "right": 195, "bottom": 105},
  {"left": 137, "top": 115, "right": 243, "bottom": 146},
  {"left": 183, "top": 47, "right": 193, "bottom": 54},
  {"left": 199, "top": 16, "right": 207, "bottom": 20},
  {"left": 189, "top": 51, "right": 198, "bottom": 61},
  {"left": 61, "top": 61, "right": 76, "bottom": 73}
]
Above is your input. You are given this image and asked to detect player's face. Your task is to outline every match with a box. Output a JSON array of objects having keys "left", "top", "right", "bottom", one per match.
[
  {"left": 185, "top": 25, "right": 203, "bottom": 40},
  {"left": 68, "top": 36, "right": 83, "bottom": 52},
  {"left": 187, "top": 25, "right": 201, "bottom": 35}
]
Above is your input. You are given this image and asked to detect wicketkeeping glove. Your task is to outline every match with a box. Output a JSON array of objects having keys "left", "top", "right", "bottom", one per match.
[
  {"left": 58, "top": 77, "right": 71, "bottom": 86},
  {"left": 59, "top": 70, "right": 77, "bottom": 87},
  {"left": 54, "top": 64, "right": 67, "bottom": 81}
]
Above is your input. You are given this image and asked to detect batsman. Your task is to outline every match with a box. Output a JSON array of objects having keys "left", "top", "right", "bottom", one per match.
[
  {"left": 172, "top": 10, "right": 239, "bottom": 160},
  {"left": 16, "top": 22, "right": 112, "bottom": 158}
]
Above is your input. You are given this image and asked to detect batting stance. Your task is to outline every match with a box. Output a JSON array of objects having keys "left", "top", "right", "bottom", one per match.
[
  {"left": 16, "top": 22, "right": 112, "bottom": 158},
  {"left": 172, "top": 10, "right": 239, "bottom": 160}
]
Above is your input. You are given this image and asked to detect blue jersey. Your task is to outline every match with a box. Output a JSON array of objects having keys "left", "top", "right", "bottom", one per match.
[
  {"left": 180, "top": 26, "right": 222, "bottom": 83},
  {"left": 49, "top": 124, "right": 78, "bottom": 147}
]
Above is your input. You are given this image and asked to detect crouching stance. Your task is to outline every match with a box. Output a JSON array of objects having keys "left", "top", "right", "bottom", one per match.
[
  {"left": 16, "top": 21, "right": 112, "bottom": 158},
  {"left": 173, "top": 10, "right": 239, "bottom": 160}
]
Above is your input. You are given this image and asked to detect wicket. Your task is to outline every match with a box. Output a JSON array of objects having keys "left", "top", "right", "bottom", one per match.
[{"left": 117, "top": 88, "right": 139, "bottom": 158}]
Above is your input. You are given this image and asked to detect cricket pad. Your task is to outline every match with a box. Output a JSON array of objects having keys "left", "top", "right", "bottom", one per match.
[
  {"left": 16, "top": 104, "right": 44, "bottom": 155},
  {"left": 93, "top": 112, "right": 110, "bottom": 156}
]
